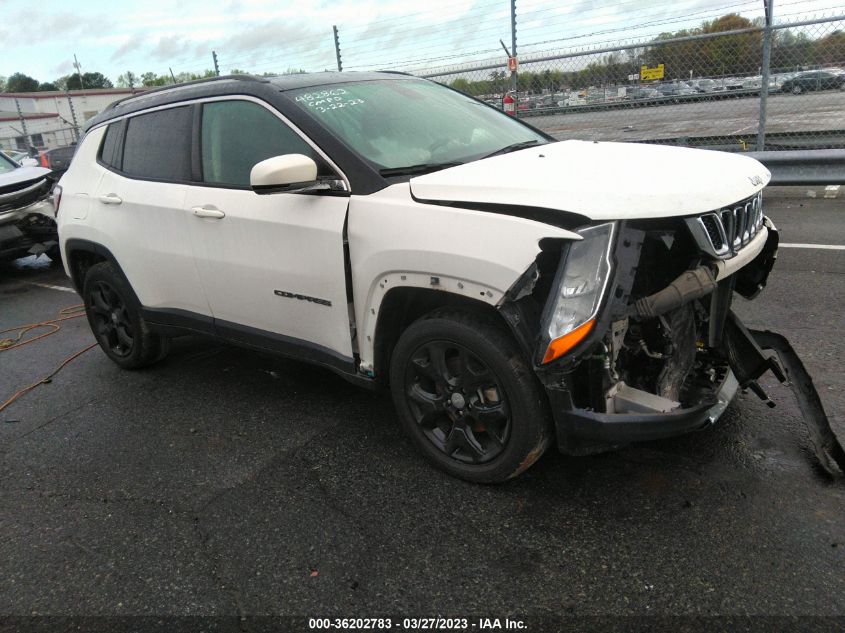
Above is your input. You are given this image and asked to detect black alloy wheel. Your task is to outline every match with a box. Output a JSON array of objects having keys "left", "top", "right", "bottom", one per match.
[
  {"left": 82, "top": 261, "right": 169, "bottom": 369},
  {"left": 389, "top": 308, "right": 552, "bottom": 483},
  {"left": 88, "top": 280, "right": 135, "bottom": 358},
  {"left": 404, "top": 340, "right": 511, "bottom": 464}
]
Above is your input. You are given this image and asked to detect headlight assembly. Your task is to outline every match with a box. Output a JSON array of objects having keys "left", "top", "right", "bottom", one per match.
[{"left": 541, "top": 222, "right": 615, "bottom": 364}]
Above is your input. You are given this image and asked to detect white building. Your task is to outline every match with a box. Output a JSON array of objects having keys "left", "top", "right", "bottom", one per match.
[{"left": 0, "top": 88, "right": 143, "bottom": 151}]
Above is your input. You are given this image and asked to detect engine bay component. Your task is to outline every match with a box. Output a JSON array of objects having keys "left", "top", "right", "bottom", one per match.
[{"left": 628, "top": 266, "right": 716, "bottom": 319}]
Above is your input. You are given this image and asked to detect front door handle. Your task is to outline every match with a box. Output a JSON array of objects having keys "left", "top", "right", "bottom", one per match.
[
  {"left": 191, "top": 205, "right": 225, "bottom": 219},
  {"left": 98, "top": 193, "right": 122, "bottom": 205}
]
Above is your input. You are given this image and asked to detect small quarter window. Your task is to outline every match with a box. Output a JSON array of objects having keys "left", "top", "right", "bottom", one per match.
[
  {"left": 99, "top": 122, "right": 122, "bottom": 169},
  {"left": 200, "top": 100, "right": 323, "bottom": 187},
  {"left": 123, "top": 106, "right": 192, "bottom": 181}
]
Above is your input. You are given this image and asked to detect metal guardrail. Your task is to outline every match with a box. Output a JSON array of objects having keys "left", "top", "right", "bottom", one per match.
[
  {"left": 749, "top": 149, "right": 845, "bottom": 185},
  {"left": 630, "top": 130, "right": 845, "bottom": 153}
]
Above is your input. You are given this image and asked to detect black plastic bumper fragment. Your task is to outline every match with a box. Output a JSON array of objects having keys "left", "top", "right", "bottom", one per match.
[
  {"left": 751, "top": 330, "right": 845, "bottom": 477},
  {"left": 547, "top": 370, "right": 738, "bottom": 455}
]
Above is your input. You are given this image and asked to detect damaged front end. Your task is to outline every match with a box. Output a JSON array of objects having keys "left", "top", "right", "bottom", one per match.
[
  {"left": 0, "top": 175, "right": 57, "bottom": 262},
  {"left": 500, "top": 192, "right": 845, "bottom": 476}
]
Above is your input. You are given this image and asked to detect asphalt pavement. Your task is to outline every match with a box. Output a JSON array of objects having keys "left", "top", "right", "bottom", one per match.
[
  {"left": 527, "top": 90, "right": 845, "bottom": 143},
  {"left": 0, "top": 191, "right": 843, "bottom": 627}
]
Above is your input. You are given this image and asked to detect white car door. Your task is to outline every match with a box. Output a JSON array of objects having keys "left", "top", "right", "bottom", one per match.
[
  {"left": 183, "top": 98, "right": 354, "bottom": 365},
  {"left": 92, "top": 108, "right": 212, "bottom": 319}
]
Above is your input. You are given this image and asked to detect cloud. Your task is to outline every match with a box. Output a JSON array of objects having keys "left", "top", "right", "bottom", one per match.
[
  {"left": 111, "top": 33, "right": 147, "bottom": 62},
  {"left": 50, "top": 60, "right": 74, "bottom": 75},
  {"left": 150, "top": 34, "right": 195, "bottom": 61},
  {"left": 10, "top": 9, "right": 114, "bottom": 41},
  {"left": 221, "top": 20, "right": 325, "bottom": 55}
]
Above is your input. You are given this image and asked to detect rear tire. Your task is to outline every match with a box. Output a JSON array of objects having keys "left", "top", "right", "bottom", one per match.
[
  {"left": 82, "top": 261, "right": 170, "bottom": 369},
  {"left": 389, "top": 308, "right": 552, "bottom": 483}
]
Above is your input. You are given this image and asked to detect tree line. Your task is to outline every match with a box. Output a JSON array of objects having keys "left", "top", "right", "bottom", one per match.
[
  {"left": 448, "top": 14, "right": 845, "bottom": 96},
  {"left": 1, "top": 67, "right": 305, "bottom": 93}
]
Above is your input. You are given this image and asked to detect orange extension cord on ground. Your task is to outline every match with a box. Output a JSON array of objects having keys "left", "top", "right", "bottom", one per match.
[{"left": 0, "top": 305, "right": 97, "bottom": 414}]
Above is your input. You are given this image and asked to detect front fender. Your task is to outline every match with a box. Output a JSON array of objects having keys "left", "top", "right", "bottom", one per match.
[{"left": 348, "top": 184, "right": 578, "bottom": 372}]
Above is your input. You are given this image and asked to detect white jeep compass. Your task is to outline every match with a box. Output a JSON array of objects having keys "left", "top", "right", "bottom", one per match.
[{"left": 55, "top": 72, "right": 792, "bottom": 482}]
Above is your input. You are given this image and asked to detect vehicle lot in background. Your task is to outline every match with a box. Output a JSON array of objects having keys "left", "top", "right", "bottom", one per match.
[
  {"left": 0, "top": 192, "right": 842, "bottom": 616},
  {"left": 531, "top": 90, "right": 845, "bottom": 145}
]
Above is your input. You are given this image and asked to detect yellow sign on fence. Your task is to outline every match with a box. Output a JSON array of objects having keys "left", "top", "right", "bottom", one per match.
[{"left": 640, "top": 64, "right": 665, "bottom": 81}]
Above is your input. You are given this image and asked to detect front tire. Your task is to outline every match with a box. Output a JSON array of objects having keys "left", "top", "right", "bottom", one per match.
[
  {"left": 83, "top": 261, "right": 170, "bottom": 369},
  {"left": 792, "top": 85, "right": 803, "bottom": 95},
  {"left": 389, "top": 309, "right": 552, "bottom": 483}
]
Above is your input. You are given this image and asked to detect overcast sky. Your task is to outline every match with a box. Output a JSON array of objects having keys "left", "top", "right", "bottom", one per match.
[{"left": 1, "top": 0, "right": 841, "bottom": 83}]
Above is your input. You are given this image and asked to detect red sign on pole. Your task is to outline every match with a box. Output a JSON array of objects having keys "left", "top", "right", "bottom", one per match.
[{"left": 508, "top": 56, "right": 518, "bottom": 72}]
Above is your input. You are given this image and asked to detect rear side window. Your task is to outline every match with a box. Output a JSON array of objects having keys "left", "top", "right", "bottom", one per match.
[
  {"left": 122, "top": 106, "right": 192, "bottom": 181},
  {"left": 200, "top": 100, "right": 322, "bottom": 187},
  {"left": 99, "top": 122, "right": 122, "bottom": 169}
]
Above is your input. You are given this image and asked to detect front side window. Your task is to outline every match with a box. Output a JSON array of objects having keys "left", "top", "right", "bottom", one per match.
[
  {"left": 200, "top": 100, "right": 320, "bottom": 187},
  {"left": 122, "top": 106, "right": 192, "bottom": 181},
  {"left": 288, "top": 79, "right": 548, "bottom": 171}
]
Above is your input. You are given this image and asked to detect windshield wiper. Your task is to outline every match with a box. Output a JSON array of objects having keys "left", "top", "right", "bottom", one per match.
[
  {"left": 482, "top": 139, "right": 544, "bottom": 159},
  {"left": 378, "top": 162, "right": 463, "bottom": 177}
]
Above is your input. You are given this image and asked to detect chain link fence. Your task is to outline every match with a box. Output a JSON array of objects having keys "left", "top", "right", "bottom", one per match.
[
  {"left": 326, "top": 3, "right": 844, "bottom": 153},
  {"left": 0, "top": 125, "right": 78, "bottom": 153}
]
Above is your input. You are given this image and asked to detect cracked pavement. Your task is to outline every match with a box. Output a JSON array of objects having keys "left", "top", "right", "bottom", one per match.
[{"left": 0, "top": 193, "right": 843, "bottom": 620}]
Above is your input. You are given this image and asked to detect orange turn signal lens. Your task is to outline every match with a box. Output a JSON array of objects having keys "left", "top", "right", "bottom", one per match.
[{"left": 542, "top": 319, "right": 596, "bottom": 364}]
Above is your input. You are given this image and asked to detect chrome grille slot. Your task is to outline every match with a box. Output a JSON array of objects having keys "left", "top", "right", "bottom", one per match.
[
  {"left": 700, "top": 215, "right": 724, "bottom": 250},
  {"left": 686, "top": 191, "right": 764, "bottom": 259}
]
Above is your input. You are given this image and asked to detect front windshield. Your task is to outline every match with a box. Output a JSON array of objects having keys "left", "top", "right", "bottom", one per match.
[
  {"left": 0, "top": 152, "right": 20, "bottom": 174},
  {"left": 289, "top": 79, "right": 548, "bottom": 171}
]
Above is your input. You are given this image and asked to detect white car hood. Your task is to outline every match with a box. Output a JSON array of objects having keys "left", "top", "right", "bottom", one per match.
[
  {"left": 0, "top": 165, "right": 51, "bottom": 187},
  {"left": 410, "top": 140, "right": 770, "bottom": 220}
]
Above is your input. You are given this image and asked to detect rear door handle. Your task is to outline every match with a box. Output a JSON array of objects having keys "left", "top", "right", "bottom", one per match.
[
  {"left": 191, "top": 205, "right": 225, "bottom": 219},
  {"left": 98, "top": 193, "right": 122, "bottom": 205}
]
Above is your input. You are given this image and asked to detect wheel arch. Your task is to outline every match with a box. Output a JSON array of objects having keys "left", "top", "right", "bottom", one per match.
[
  {"left": 372, "top": 286, "right": 511, "bottom": 385},
  {"left": 64, "top": 238, "right": 141, "bottom": 308}
]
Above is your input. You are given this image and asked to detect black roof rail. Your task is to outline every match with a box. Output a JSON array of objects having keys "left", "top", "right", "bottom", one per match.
[
  {"left": 102, "top": 74, "right": 268, "bottom": 113},
  {"left": 377, "top": 70, "right": 416, "bottom": 77}
]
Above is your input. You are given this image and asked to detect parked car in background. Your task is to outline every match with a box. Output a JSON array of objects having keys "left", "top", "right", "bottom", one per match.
[
  {"left": 626, "top": 87, "right": 661, "bottom": 101},
  {"left": 691, "top": 78, "right": 724, "bottom": 94},
  {"left": 656, "top": 82, "right": 696, "bottom": 101},
  {"left": 0, "top": 151, "right": 59, "bottom": 263},
  {"left": 741, "top": 75, "right": 779, "bottom": 93},
  {"left": 38, "top": 145, "right": 76, "bottom": 179},
  {"left": 563, "top": 92, "right": 587, "bottom": 107},
  {"left": 2, "top": 149, "right": 39, "bottom": 167},
  {"left": 781, "top": 70, "right": 845, "bottom": 94}
]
